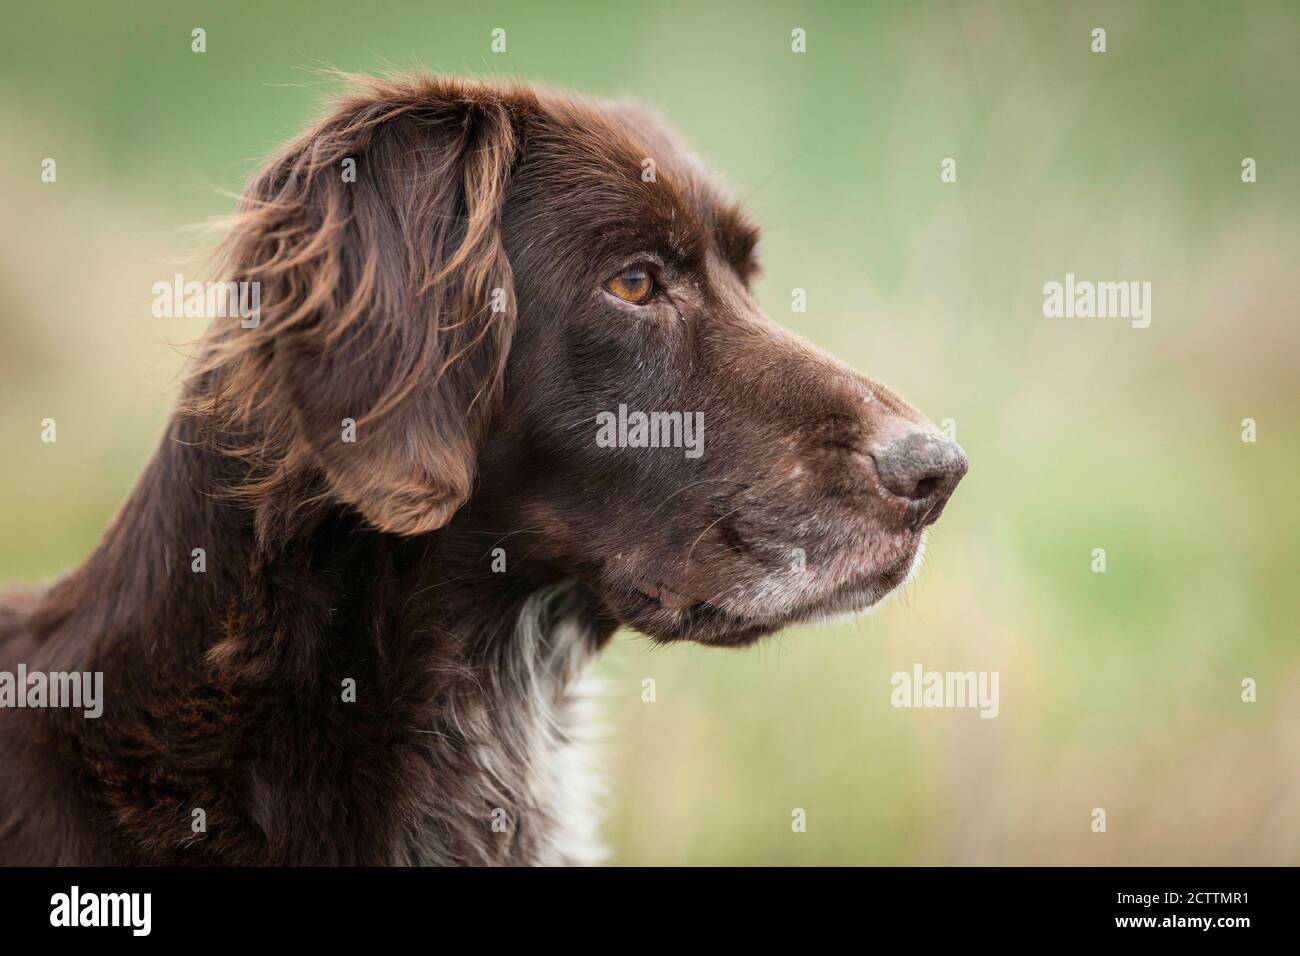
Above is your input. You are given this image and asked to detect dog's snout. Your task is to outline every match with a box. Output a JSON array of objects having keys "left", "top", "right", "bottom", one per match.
[{"left": 869, "top": 431, "right": 968, "bottom": 525}]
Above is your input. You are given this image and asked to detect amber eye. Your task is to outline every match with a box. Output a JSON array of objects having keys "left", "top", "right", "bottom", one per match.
[{"left": 603, "top": 267, "right": 656, "bottom": 304}]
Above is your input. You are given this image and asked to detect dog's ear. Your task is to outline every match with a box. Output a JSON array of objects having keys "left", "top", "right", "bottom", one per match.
[{"left": 195, "top": 77, "right": 520, "bottom": 538}]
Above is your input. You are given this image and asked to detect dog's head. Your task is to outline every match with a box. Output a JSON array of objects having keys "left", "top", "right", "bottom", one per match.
[{"left": 201, "top": 74, "right": 966, "bottom": 647}]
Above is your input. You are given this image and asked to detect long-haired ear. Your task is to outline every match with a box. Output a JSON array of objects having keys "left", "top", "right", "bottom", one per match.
[{"left": 189, "top": 75, "right": 521, "bottom": 540}]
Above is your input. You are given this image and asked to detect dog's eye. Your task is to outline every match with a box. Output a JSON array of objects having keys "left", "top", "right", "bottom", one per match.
[{"left": 604, "top": 268, "right": 656, "bottom": 304}]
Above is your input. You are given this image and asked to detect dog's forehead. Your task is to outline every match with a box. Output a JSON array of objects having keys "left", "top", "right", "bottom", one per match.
[
  {"left": 601, "top": 100, "right": 730, "bottom": 205},
  {"left": 597, "top": 100, "right": 693, "bottom": 164},
  {"left": 537, "top": 94, "right": 718, "bottom": 193},
  {"left": 525, "top": 92, "right": 757, "bottom": 260}
]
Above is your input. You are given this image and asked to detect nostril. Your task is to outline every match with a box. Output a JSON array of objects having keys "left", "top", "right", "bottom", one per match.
[
  {"left": 876, "top": 467, "right": 943, "bottom": 504},
  {"left": 910, "top": 475, "right": 941, "bottom": 503}
]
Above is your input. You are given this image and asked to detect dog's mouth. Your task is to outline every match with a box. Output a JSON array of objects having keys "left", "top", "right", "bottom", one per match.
[
  {"left": 620, "top": 536, "right": 923, "bottom": 647},
  {"left": 625, "top": 584, "right": 772, "bottom": 646},
  {"left": 632, "top": 579, "right": 698, "bottom": 610}
]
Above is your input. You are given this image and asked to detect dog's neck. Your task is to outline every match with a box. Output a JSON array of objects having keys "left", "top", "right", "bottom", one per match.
[{"left": 24, "top": 412, "right": 612, "bottom": 864}]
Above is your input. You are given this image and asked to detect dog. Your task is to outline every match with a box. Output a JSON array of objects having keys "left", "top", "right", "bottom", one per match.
[{"left": 0, "top": 74, "right": 966, "bottom": 865}]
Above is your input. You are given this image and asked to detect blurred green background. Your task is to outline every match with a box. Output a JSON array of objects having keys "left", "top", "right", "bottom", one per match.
[{"left": 1, "top": 1, "right": 1297, "bottom": 864}]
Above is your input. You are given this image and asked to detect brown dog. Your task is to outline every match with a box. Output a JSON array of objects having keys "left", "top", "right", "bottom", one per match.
[{"left": 0, "top": 74, "right": 966, "bottom": 865}]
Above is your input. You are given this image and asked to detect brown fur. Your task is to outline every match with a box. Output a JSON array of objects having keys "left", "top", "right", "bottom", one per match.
[{"left": 0, "top": 74, "right": 965, "bottom": 865}]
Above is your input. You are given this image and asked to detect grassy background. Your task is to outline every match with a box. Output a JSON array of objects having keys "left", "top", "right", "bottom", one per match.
[{"left": 1, "top": 0, "right": 1297, "bottom": 864}]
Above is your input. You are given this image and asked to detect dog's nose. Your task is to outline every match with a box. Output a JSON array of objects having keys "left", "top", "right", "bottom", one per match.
[{"left": 869, "top": 430, "right": 968, "bottom": 526}]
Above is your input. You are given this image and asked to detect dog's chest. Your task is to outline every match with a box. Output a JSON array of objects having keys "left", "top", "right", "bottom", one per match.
[{"left": 402, "top": 587, "right": 606, "bottom": 866}]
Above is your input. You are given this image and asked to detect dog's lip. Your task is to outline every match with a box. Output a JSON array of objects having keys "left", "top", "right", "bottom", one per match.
[
  {"left": 633, "top": 579, "right": 698, "bottom": 610},
  {"left": 631, "top": 548, "right": 916, "bottom": 619},
  {"left": 624, "top": 532, "right": 924, "bottom": 636}
]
